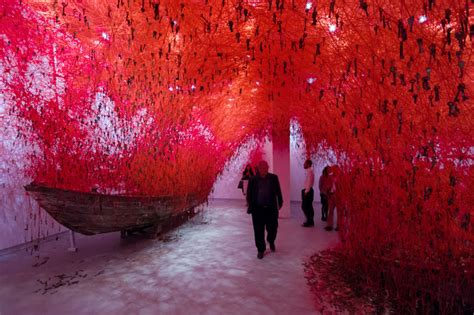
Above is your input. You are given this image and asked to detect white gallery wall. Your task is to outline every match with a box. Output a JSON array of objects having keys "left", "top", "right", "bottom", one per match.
[
  {"left": 210, "top": 125, "right": 329, "bottom": 202},
  {"left": 209, "top": 137, "right": 274, "bottom": 200}
]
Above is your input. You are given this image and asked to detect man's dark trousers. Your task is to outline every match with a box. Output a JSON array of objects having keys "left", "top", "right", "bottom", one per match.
[
  {"left": 301, "top": 188, "right": 314, "bottom": 224},
  {"left": 251, "top": 206, "right": 278, "bottom": 253}
]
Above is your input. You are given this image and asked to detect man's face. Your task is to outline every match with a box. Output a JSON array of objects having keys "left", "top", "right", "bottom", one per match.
[
  {"left": 258, "top": 162, "right": 269, "bottom": 177},
  {"left": 304, "top": 161, "right": 310, "bottom": 169}
]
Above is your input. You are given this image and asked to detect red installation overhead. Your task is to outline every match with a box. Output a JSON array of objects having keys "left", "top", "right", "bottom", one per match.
[{"left": 0, "top": 0, "right": 472, "bottom": 291}]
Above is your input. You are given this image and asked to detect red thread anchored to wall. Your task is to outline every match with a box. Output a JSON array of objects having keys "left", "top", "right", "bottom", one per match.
[{"left": 0, "top": 0, "right": 472, "bottom": 310}]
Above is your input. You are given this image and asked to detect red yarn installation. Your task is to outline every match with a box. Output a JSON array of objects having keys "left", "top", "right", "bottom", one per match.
[{"left": 1, "top": 0, "right": 473, "bottom": 309}]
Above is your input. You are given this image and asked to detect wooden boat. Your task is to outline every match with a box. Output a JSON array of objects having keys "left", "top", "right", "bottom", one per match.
[{"left": 24, "top": 183, "right": 204, "bottom": 236}]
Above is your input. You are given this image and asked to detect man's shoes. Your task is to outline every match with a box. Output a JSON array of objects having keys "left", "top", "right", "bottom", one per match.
[
  {"left": 335, "top": 227, "right": 339, "bottom": 231},
  {"left": 324, "top": 226, "right": 333, "bottom": 231},
  {"left": 302, "top": 222, "right": 314, "bottom": 227},
  {"left": 257, "top": 252, "right": 264, "bottom": 259},
  {"left": 269, "top": 243, "right": 276, "bottom": 252},
  {"left": 321, "top": 217, "right": 327, "bottom": 222}
]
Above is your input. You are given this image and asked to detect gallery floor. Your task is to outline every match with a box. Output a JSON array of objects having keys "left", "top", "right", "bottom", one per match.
[{"left": 0, "top": 200, "right": 340, "bottom": 315}]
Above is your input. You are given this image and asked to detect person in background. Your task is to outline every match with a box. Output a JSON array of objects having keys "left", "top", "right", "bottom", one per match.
[
  {"left": 301, "top": 159, "right": 315, "bottom": 227},
  {"left": 318, "top": 166, "right": 331, "bottom": 221},
  {"left": 246, "top": 160, "right": 283, "bottom": 259},
  {"left": 240, "top": 164, "right": 254, "bottom": 195},
  {"left": 242, "top": 164, "right": 254, "bottom": 179},
  {"left": 325, "top": 167, "right": 339, "bottom": 231}
]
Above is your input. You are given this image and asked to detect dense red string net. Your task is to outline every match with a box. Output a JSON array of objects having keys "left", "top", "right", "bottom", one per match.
[{"left": 1, "top": 0, "right": 472, "bottom": 311}]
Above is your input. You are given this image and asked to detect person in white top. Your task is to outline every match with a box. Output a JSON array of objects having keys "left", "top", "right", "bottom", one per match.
[{"left": 301, "top": 159, "right": 315, "bottom": 227}]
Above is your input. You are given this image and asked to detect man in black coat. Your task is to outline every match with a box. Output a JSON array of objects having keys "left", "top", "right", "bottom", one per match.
[{"left": 246, "top": 160, "right": 283, "bottom": 259}]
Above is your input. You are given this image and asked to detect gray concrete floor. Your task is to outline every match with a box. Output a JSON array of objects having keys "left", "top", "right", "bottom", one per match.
[{"left": 0, "top": 200, "right": 339, "bottom": 315}]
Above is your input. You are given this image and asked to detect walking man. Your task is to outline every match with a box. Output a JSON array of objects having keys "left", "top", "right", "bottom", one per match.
[{"left": 246, "top": 160, "right": 283, "bottom": 259}]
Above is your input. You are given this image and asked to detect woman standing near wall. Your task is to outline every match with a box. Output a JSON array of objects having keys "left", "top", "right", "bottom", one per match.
[
  {"left": 318, "top": 166, "right": 331, "bottom": 222},
  {"left": 324, "top": 166, "right": 339, "bottom": 231},
  {"left": 240, "top": 164, "right": 254, "bottom": 196}
]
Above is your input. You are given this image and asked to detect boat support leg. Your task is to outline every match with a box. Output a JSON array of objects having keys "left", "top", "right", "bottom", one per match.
[
  {"left": 68, "top": 230, "right": 78, "bottom": 252},
  {"left": 152, "top": 223, "right": 163, "bottom": 239}
]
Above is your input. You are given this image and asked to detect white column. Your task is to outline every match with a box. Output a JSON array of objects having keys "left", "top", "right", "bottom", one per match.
[{"left": 272, "top": 129, "right": 291, "bottom": 218}]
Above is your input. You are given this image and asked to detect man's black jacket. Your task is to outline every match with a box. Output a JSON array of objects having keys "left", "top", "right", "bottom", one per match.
[{"left": 246, "top": 173, "right": 283, "bottom": 214}]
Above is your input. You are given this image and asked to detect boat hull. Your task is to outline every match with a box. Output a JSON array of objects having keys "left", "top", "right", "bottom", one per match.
[{"left": 25, "top": 184, "right": 203, "bottom": 235}]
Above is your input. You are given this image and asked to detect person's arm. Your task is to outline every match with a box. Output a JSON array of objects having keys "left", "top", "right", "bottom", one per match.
[
  {"left": 304, "top": 170, "right": 314, "bottom": 194},
  {"left": 246, "top": 178, "right": 252, "bottom": 203},
  {"left": 246, "top": 177, "right": 254, "bottom": 213},
  {"left": 274, "top": 175, "right": 283, "bottom": 210}
]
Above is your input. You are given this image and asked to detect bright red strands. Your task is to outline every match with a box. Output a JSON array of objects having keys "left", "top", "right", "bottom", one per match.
[{"left": 1, "top": 0, "right": 473, "bottom": 311}]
